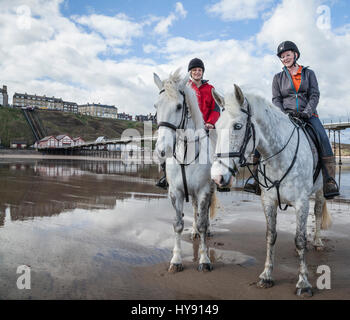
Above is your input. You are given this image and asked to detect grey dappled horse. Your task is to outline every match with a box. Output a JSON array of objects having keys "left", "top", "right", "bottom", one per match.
[
  {"left": 154, "top": 69, "right": 217, "bottom": 272},
  {"left": 211, "top": 84, "right": 332, "bottom": 297}
]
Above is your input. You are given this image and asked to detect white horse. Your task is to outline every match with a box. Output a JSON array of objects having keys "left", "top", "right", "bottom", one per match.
[
  {"left": 154, "top": 69, "right": 217, "bottom": 272},
  {"left": 211, "top": 84, "right": 332, "bottom": 296}
]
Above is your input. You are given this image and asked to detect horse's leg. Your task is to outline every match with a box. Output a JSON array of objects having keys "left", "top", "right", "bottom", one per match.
[
  {"left": 257, "top": 199, "right": 277, "bottom": 288},
  {"left": 313, "top": 189, "right": 325, "bottom": 250},
  {"left": 191, "top": 196, "right": 200, "bottom": 240},
  {"left": 197, "top": 190, "right": 213, "bottom": 272},
  {"left": 168, "top": 190, "right": 185, "bottom": 273},
  {"left": 295, "top": 200, "right": 313, "bottom": 297}
]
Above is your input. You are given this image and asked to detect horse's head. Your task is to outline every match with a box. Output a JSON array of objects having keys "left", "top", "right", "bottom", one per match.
[
  {"left": 211, "top": 84, "right": 257, "bottom": 188},
  {"left": 153, "top": 69, "right": 190, "bottom": 161}
]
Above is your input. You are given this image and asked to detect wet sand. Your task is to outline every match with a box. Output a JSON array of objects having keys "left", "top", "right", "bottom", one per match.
[
  {"left": 0, "top": 159, "right": 349, "bottom": 300},
  {"left": 2, "top": 194, "right": 349, "bottom": 300}
]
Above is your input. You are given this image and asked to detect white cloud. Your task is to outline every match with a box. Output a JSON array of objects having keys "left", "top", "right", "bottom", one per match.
[
  {"left": 175, "top": 2, "right": 187, "bottom": 18},
  {"left": 1, "top": 0, "right": 350, "bottom": 130},
  {"left": 73, "top": 13, "right": 143, "bottom": 45},
  {"left": 154, "top": 2, "right": 187, "bottom": 35},
  {"left": 206, "top": 0, "right": 275, "bottom": 21}
]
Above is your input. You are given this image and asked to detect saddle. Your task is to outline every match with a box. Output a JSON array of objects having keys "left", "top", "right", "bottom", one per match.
[{"left": 292, "top": 117, "right": 322, "bottom": 183}]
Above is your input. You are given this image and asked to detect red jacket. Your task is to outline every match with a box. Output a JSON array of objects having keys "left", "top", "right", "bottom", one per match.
[{"left": 189, "top": 80, "right": 220, "bottom": 126}]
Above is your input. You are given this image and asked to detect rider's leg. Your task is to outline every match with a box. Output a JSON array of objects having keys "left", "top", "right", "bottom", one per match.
[
  {"left": 243, "top": 149, "right": 261, "bottom": 195},
  {"left": 308, "top": 116, "right": 339, "bottom": 199},
  {"left": 156, "top": 161, "right": 168, "bottom": 190}
]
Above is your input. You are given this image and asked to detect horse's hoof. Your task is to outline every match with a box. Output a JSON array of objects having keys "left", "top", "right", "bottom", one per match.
[
  {"left": 206, "top": 231, "right": 213, "bottom": 238},
  {"left": 296, "top": 287, "right": 313, "bottom": 297},
  {"left": 198, "top": 263, "right": 213, "bottom": 272},
  {"left": 257, "top": 279, "right": 274, "bottom": 288},
  {"left": 168, "top": 263, "right": 184, "bottom": 273}
]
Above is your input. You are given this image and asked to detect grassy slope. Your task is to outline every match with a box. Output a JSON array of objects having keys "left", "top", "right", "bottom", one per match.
[
  {"left": 0, "top": 107, "right": 34, "bottom": 146},
  {"left": 0, "top": 107, "right": 152, "bottom": 147}
]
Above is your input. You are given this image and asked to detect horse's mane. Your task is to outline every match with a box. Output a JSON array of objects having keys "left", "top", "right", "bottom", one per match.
[
  {"left": 226, "top": 91, "right": 289, "bottom": 126},
  {"left": 163, "top": 69, "right": 182, "bottom": 100}
]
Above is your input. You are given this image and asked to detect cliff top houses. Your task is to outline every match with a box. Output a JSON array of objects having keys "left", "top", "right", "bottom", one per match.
[
  {"left": 3, "top": 86, "right": 154, "bottom": 122},
  {"left": 0, "top": 85, "right": 8, "bottom": 107}
]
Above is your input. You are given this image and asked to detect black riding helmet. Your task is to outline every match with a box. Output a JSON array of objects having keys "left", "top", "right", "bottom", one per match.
[
  {"left": 277, "top": 41, "right": 300, "bottom": 60},
  {"left": 188, "top": 58, "right": 205, "bottom": 72}
]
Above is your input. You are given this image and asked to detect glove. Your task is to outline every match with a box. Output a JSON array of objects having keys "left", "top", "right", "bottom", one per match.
[
  {"left": 299, "top": 111, "right": 310, "bottom": 120},
  {"left": 288, "top": 111, "right": 299, "bottom": 118}
]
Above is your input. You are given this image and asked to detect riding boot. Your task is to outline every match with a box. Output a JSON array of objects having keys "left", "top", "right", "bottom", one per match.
[
  {"left": 243, "top": 156, "right": 261, "bottom": 195},
  {"left": 322, "top": 156, "right": 340, "bottom": 199},
  {"left": 156, "top": 162, "right": 168, "bottom": 190}
]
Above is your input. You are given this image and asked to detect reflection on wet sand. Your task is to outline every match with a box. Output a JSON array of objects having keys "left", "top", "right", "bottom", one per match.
[{"left": 0, "top": 160, "right": 165, "bottom": 226}]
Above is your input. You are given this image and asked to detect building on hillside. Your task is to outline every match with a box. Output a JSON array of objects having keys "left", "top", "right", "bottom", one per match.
[
  {"left": 0, "top": 85, "right": 9, "bottom": 107},
  {"left": 117, "top": 112, "right": 133, "bottom": 121},
  {"left": 135, "top": 113, "right": 156, "bottom": 124},
  {"left": 63, "top": 101, "right": 79, "bottom": 113},
  {"left": 13, "top": 92, "right": 63, "bottom": 110},
  {"left": 78, "top": 103, "right": 118, "bottom": 119}
]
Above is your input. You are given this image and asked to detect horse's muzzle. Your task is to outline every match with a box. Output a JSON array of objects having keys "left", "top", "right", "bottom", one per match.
[{"left": 212, "top": 173, "right": 234, "bottom": 188}]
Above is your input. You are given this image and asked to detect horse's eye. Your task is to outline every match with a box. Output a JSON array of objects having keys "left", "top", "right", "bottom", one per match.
[
  {"left": 176, "top": 104, "right": 182, "bottom": 111},
  {"left": 234, "top": 123, "right": 243, "bottom": 130}
]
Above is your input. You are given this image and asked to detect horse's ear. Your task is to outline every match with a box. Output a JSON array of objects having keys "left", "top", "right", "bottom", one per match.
[
  {"left": 212, "top": 88, "right": 225, "bottom": 108},
  {"left": 179, "top": 72, "right": 190, "bottom": 91},
  {"left": 234, "top": 84, "right": 244, "bottom": 106},
  {"left": 154, "top": 73, "right": 163, "bottom": 90}
]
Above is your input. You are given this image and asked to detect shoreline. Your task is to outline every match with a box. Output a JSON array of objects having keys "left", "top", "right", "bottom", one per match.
[{"left": 1, "top": 150, "right": 350, "bottom": 163}]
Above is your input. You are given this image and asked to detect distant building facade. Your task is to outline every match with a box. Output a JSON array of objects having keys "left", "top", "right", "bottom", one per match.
[
  {"left": 63, "top": 101, "right": 79, "bottom": 113},
  {"left": 10, "top": 140, "right": 27, "bottom": 149},
  {"left": 13, "top": 92, "right": 63, "bottom": 110},
  {"left": 36, "top": 135, "right": 85, "bottom": 149},
  {"left": 0, "top": 85, "right": 8, "bottom": 107},
  {"left": 12, "top": 92, "right": 78, "bottom": 113},
  {"left": 117, "top": 112, "right": 133, "bottom": 121},
  {"left": 135, "top": 113, "right": 156, "bottom": 124},
  {"left": 78, "top": 103, "right": 118, "bottom": 119}
]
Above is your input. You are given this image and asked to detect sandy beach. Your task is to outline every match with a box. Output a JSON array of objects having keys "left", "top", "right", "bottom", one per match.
[
  {"left": 130, "top": 198, "right": 350, "bottom": 300},
  {"left": 0, "top": 157, "right": 349, "bottom": 300}
]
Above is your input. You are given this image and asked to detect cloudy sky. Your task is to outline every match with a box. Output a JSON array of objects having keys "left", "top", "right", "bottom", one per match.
[{"left": 1, "top": 0, "right": 350, "bottom": 139}]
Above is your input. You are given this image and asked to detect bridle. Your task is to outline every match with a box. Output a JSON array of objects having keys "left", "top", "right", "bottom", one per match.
[
  {"left": 215, "top": 98, "right": 302, "bottom": 211},
  {"left": 156, "top": 88, "right": 201, "bottom": 203},
  {"left": 157, "top": 89, "right": 188, "bottom": 132},
  {"left": 215, "top": 98, "right": 256, "bottom": 176}
]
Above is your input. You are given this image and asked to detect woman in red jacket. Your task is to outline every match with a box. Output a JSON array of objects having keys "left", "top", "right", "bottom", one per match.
[{"left": 156, "top": 58, "right": 221, "bottom": 189}]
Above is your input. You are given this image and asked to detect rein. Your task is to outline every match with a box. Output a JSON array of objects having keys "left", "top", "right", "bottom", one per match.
[
  {"left": 157, "top": 89, "right": 207, "bottom": 202},
  {"left": 215, "top": 100, "right": 301, "bottom": 211}
]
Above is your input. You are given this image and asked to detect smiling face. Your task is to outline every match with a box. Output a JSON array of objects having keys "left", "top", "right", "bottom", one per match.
[
  {"left": 280, "top": 50, "right": 298, "bottom": 68},
  {"left": 190, "top": 67, "right": 203, "bottom": 82}
]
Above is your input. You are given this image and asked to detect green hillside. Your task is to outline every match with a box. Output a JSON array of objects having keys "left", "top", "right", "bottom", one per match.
[{"left": 0, "top": 107, "right": 153, "bottom": 147}]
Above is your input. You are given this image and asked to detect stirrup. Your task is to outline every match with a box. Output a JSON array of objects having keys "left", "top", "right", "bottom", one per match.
[
  {"left": 243, "top": 177, "right": 261, "bottom": 195},
  {"left": 156, "top": 177, "right": 168, "bottom": 190},
  {"left": 323, "top": 178, "right": 340, "bottom": 199}
]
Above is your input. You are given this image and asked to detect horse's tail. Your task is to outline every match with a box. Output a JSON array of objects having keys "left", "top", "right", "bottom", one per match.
[
  {"left": 210, "top": 192, "right": 217, "bottom": 219},
  {"left": 321, "top": 201, "right": 332, "bottom": 230}
]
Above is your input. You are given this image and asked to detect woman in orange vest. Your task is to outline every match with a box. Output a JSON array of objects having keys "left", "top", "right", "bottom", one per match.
[{"left": 244, "top": 41, "right": 339, "bottom": 199}]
